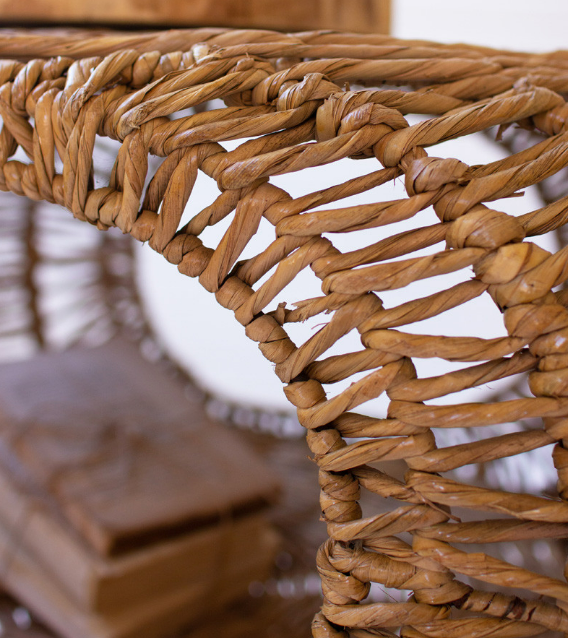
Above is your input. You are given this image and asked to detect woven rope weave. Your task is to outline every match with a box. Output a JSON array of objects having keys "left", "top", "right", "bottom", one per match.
[{"left": 3, "top": 27, "right": 568, "bottom": 637}]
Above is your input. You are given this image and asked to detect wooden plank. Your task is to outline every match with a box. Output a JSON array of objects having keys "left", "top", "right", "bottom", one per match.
[
  {"left": 0, "top": 0, "right": 391, "bottom": 34},
  {"left": 0, "top": 519, "right": 279, "bottom": 638},
  {"left": 0, "top": 338, "right": 280, "bottom": 556},
  {"left": 0, "top": 463, "right": 276, "bottom": 615}
]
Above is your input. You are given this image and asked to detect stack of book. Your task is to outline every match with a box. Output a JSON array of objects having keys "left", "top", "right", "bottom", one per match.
[{"left": 0, "top": 339, "right": 280, "bottom": 638}]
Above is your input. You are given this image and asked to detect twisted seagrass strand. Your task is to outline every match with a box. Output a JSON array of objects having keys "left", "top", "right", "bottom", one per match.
[{"left": 3, "top": 29, "right": 568, "bottom": 638}]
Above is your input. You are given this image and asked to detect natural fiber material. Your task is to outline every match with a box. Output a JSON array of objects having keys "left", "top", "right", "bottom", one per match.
[{"left": 2, "top": 27, "right": 568, "bottom": 637}]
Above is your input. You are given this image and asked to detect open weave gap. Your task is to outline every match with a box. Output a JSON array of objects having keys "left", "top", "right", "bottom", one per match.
[{"left": 3, "top": 27, "right": 568, "bottom": 638}]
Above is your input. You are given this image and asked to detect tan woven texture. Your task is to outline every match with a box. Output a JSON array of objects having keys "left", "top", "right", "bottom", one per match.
[{"left": 3, "top": 26, "right": 568, "bottom": 637}]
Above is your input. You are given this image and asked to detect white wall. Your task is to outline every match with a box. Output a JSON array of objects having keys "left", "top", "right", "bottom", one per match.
[{"left": 394, "top": 0, "right": 568, "bottom": 52}]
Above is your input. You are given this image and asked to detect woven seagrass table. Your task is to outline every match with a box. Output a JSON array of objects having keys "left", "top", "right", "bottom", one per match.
[{"left": 3, "top": 26, "right": 568, "bottom": 638}]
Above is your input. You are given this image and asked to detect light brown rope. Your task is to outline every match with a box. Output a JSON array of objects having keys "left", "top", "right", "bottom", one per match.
[{"left": 2, "top": 27, "right": 568, "bottom": 638}]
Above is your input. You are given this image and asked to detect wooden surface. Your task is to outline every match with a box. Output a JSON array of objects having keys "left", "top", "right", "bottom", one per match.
[
  {"left": 0, "top": 339, "right": 279, "bottom": 556},
  {"left": 0, "top": 340, "right": 282, "bottom": 638},
  {"left": 0, "top": 0, "right": 391, "bottom": 34},
  {"left": 0, "top": 431, "right": 324, "bottom": 638}
]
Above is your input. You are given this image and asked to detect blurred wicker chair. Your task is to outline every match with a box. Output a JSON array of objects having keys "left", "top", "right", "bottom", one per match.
[{"left": 2, "top": 24, "right": 568, "bottom": 638}]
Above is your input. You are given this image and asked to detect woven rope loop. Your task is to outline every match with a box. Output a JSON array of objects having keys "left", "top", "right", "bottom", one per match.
[{"left": 3, "top": 27, "right": 568, "bottom": 638}]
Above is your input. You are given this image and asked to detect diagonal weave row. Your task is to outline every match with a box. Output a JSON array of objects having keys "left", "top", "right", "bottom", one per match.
[{"left": 3, "top": 27, "right": 568, "bottom": 638}]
